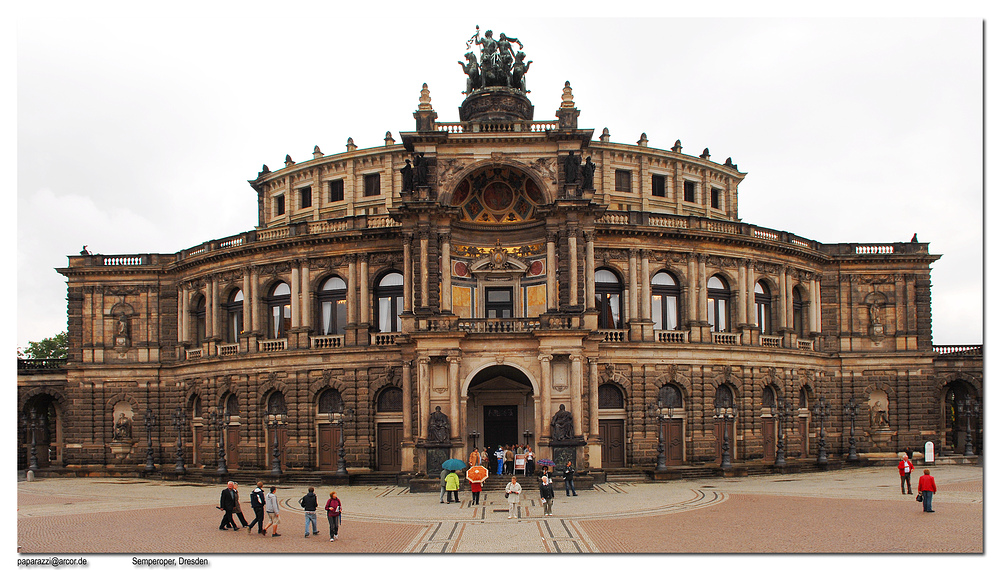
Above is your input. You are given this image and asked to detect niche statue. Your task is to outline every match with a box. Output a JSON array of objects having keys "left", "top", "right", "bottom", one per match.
[
  {"left": 550, "top": 404, "right": 574, "bottom": 441},
  {"left": 429, "top": 406, "right": 450, "bottom": 443}
]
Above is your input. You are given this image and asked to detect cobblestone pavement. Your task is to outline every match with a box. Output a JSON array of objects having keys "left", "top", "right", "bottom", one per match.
[{"left": 16, "top": 464, "right": 984, "bottom": 559}]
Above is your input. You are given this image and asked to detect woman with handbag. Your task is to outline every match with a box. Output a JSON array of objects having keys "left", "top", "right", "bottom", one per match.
[
  {"left": 917, "top": 469, "right": 937, "bottom": 513},
  {"left": 505, "top": 476, "right": 522, "bottom": 519}
]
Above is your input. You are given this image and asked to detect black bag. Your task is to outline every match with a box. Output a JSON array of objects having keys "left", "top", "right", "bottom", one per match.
[
  {"left": 916, "top": 492, "right": 923, "bottom": 502},
  {"left": 505, "top": 492, "right": 509, "bottom": 498}
]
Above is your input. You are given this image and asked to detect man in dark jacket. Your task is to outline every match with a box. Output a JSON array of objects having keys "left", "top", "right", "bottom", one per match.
[
  {"left": 248, "top": 481, "right": 267, "bottom": 535},
  {"left": 219, "top": 481, "right": 238, "bottom": 530},
  {"left": 299, "top": 487, "right": 319, "bottom": 537},
  {"left": 563, "top": 461, "right": 577, "bottom": 496}
]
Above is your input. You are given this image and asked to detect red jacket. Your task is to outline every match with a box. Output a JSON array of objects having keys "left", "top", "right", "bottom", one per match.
[
  {"left": 917, "top": 474, "right": 937, "bottom": 493},
  {"left": 898, "top": 457, "right": 914, "bottom": 476}
]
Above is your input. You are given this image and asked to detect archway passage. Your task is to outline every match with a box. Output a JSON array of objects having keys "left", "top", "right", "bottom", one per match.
[
  {"left": 22, "top": 395, "right": 59, "bottom": 469},
  {"left": 944, "top": 380, "right": 981, "bottom": 455},
  {"left": 466, "top": 365, "right": 535, "bottom": 467}
]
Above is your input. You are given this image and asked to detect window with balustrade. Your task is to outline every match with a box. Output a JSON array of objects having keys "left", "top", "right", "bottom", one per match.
[
  {"left": 374, "top": 272, "right": 404, "bottom": 333},
  {"left": 317, "top": 276, "right": 347, "bottom": 336},
  {"left": 755, "top": 281, "right": 772, "bottom": 334},
  {"left": 224, "top": 289, "right": 243, "bottom": 343},
  {"left": 193, "top": 295, "right": 206, "bottom": 344},
  {"left": 707, "top": 275, "right": 731, "bottom": 332},
  {"left": 266, "top": 282, "right": 291, "bottom": 339},
  {"left": 485, "top": 287, "right": 513, "bottom": 318},
  {"left": 595, "top": 269, "right": 624, "bottom": 329},
  {"left": 651, "top": 271, "right": 680, "bottom": 331}
]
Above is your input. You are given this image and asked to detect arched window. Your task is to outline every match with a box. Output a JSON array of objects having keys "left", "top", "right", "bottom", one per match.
[
  {"left": 267, "top": 282, "right": 291, "bottom": 339},
  {"left": 707, "top": 276, "right": 731, "bottom": 332},
  {"left": 317, "top": 276, "right": 347, "bottom": 336},
  {"left": 658, "top": 384, "right": 683, "bottom": 409},
  {"left": 266, "top": 392, "right": 287, "bottom": 417},
  {"left": 190, "top": 395, "right": 202, "bottom": 419},
  {"left": 595, "top": 269, "right": 624, "bottom": 329},
  {"left": 792, "top": 287, "right": 805, "bottom": 337},
  {"left": 224, "top": 289, "right": 244, "bottom": 343},
  {"left": 762, "top": 385, "right": 777, "bottom": 409},
  {"left": 318, "top": 389, "right": 344, "bottom": 415},
  {"left": 798, "top": 387, "right": 809, "bottom": 409},
  {"left": 651, "top": 271, "right": 680, "bottom": 331},
  {"left": 598, "top": 384, "right": 625, "bottom": 409},
  {"left": 224, "top": 393, "right": 239, "bottom": 418},
  {"left": 193, "top": 295, "right": 207, "bottom": 344},
  {"left": 376, "top": 387, "right": 403, "bottom": 412},
  {"left": 374, "top": 272, "right": 404, "bottom": 333},
  {"left": 714, "top": 384, "right": 735, "bottom": 410},
  {"left": 755, "top": 281, "right": 772, "bottom": 334}
]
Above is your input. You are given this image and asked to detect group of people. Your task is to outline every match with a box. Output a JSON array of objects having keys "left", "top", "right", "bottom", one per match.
[
  {"left": 471, "top": 444, "right": 535, "bottom": 476},
  {"left": 440, "top": 456, "right": 578, "bottom": 520},
  {"left": 218, "top": 481, "right": 344, "bottom": 541},
  {"left": 897, "top": 452, "right": 938, "bottom": 513}
]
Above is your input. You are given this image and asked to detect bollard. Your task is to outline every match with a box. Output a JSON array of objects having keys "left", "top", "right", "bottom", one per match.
[{"left": 26, "top": 470, "right": 35, "bottom": 482}]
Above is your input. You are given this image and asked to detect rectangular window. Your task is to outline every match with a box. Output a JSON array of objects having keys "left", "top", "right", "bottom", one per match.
[
  {"left": 615, "top": 169, "right": 632, "bottom": 193},
  {"left": 364, "top": 173, "right": 381, "bottom": 197},
  {"left": 652, "top": 175, "right": 666, "bottom": 197},
  {"left": 274, "top": 194, "right": 285, "bottom": 216},
  {"left": 711, "top": 188, "right": 721, "bottom": 209},
  {"left": 683, "top": 180, "right": 696, "bottom": 203},
  {"left": 485, "top": 287, "right": 514, "bottom": 319},
  {"left": 329, "top": 179, "right": 344, "bottom": 202},
  {"left": 299, "top": 186, "right": 312, "bottom": 208}
]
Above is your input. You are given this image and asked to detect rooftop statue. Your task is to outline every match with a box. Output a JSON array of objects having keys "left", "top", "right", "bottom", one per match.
[{"left": 462, "top": 26, "right": 530, "bottom": 93}]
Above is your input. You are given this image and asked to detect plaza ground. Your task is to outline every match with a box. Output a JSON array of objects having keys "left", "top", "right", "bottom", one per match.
[{"left": 16, "top": 464, "right": 983, "bottom": 558}]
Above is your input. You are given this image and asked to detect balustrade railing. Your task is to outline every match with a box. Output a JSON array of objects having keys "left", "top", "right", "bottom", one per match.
[
  {"left": 371, "top": 333, "right": 401, "bottom": 346},
  {"left": 17, "top": 358, "right": 67, "bottom": 371},
  {"left": 796, "top": 339, "right": 815, "bottom": 351},
  {"left": 185, "top": 348, "right": 203, "bottom": 359},
  {"left": 257, "top": 227, "right": 290, "bottom": 241},
  {"left": 933, "top": 345, "right": 983, "bottom": 356},
  {"left": 649, "top": 215, "right": 689, "bottom": 228},
  {"left": 311, "top": 335, "right": 345, "bottom": 349},
  {"left": 103, "top": 255, "right": 145, "bottom": 266},
  {"left": 367, "top": 215, "right": 401, "bottom": 228},
  {"left": 656, "top": 330, "right": 689, "bottom": 343},
  {"left": 599, "top": 329, "right": 628, "bottom": 342},
  {"left": 712, "top": 332, "right": 741, "bottom": 345},
  {"left": 257, "top": 338, "right": 287, "bottom": 352},
  {"left": 760, "top": 335, "right": 783, "bottom": 348},
  {"left": 855, "top": 244, "right": 894, "bottom": 254},
  {"left": 457, "top": 319, "right": 541, "bottom": 333},
  {"left": 217, "top": 343, "right": 239, "bottom": 357}
]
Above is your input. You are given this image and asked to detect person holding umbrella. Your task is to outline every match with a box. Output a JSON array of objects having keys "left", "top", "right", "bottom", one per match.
[
  {"left": 445, "top": 470, "right": 461, "bottom": 503},
  {"left": 466, "top": 465, "right": 489, "bottom": 505}
]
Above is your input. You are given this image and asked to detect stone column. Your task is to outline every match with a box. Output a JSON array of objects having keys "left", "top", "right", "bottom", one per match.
[
  {"left": 250, "top": 268, "right": 261, "bottom": 334},
  {"left": 546, "top": 231, "right": 558, "bottom": 311},
  {"left": 778, "top": 266, "right": 788, "bottom": 329},
  {"left": 628, "top": 249, "right": 639, "bottom": 322},
  {"left": 571, "top": 355, "right": 584, "bottom": 437},
  {"left": 448, "top": 356, "right": 461, "bottom": 439},
  {"left": 440, "top": 232, "right": 452, "bottom": 313},
  {"left": 418, "top": 357, "right": 431, "bottom": 441},
  {"left": 179, "top": 284, "right": 189, "bottom": 343},
  {"left": 539, "top": 355, "right": 552, "bottom": 439},
  {"left": 401, "top": 361, "right": 413, "bottom": 442},
  {"left": 640, "top": 250, "right": 651, "bottom": 320},
  {"left": 205, "top": 280, "right": 215, "bottom": 339},
  {"left": 810, "top": 276, "right": 821, "bottom": 334},
  {"left": 686, "top": 254, "right": 697, "bottom": 324},
  {"left": 347, "top": 254, "right": 357, "bottom": 332},
  {"left": 568, "top": 228, "right": 579, "bottom": 306},
  {"left": 419, "top": 229, "right": 429, "bottom": 309},
  {"left": 403, "top": 234, "right": 413, "bottom": 313},
  {"left": 584, "top": 231, "right": 595, "bottom": 310},
  {"left": 359, "top": 254, "right": 369, "bottom": 327},
  {"left": 697, "top": 254, "right": 708, "bottom": 322},
  {"left": 290, "top": 263, "right": 300, "bottom": 328},
  {"left": 746, "top": 260, "right": 756, "bottom": 327},
  {"left": 588, "top": 358, "right": 599, "bottom": 437},
  {"left": 242, "top": 269, "right": 251, "bottom": 337},
  {"left": 737, "top": 261, "right": 747, "bottom": 326}
]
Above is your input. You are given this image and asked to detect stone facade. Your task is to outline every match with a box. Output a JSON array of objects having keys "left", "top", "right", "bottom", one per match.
[{"left": 17, "top": 51, "right": 982, "bottom": 476}]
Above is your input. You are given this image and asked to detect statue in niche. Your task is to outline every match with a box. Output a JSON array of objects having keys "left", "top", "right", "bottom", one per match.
[
  {"left": 869, "top": 301, "right": 883, "bottom": 326},
  {"left": 113, "top": 412, "right": 132, "bottom": 441},
  {"left": 400, "top": 159, "right": 414, "bottom": 195},
  {"left": 414, "top": 153, "right": 429, "bottom": 187},
  {"left": 564, "top": 151, "right": 581, "bottom": 184},
  {"left": 114, "top": 313, "right": 130, "bottom": 348},
  {"left": 870, "top": 400, "right": 889, "bottom": 428},
  {"left": 458, "top": 52, "right": 482, "bottom": 94},
  {"left": 550, "top": 404, "right": 574, "bottom": 441},
  {"left": 429, "top": 406, "right": 450, "bottom": 443},
  {"left": 580, "top": 157, "right": 596, "bottom": 190}
]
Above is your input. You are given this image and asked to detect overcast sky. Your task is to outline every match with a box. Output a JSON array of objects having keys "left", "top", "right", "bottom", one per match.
[{"left": 15, "top": 12, "right": 984, "bottom": 350}]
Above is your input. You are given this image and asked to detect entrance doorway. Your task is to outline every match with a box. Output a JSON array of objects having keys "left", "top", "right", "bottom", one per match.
[
  {"left": 466, "top": 365, "right": 536, "bottom": 465},
  {"left": 484, "top": 405, "right": 518, "bottom": 450},
  {"left": 599, "top": 419, "right": 625, "bottom": 467},
  {"left": 376, "top": 423, "right": 403, "bottom": 471}
]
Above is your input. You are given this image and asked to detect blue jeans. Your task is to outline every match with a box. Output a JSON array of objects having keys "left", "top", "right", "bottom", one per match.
[
  {"left": 304, "top": 512, "right": 317, "bottom": 534},
  {"left": 565, "top": 479, "right": 576, "bottom": 496},
  {"left": 922, "top": 491, "right": 934, "bottom": 512}
]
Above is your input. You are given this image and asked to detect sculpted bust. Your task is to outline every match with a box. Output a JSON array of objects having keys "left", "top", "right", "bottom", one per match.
[{"left": 429, "top": 406, "right": 450, "bottom": 443}]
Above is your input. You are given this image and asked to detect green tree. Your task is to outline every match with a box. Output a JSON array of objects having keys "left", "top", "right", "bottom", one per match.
[{"left": 19, "top": 331, "right": 69, "bottom": 359}]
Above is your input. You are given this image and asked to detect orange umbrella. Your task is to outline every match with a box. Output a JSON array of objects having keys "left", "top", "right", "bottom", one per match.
[{"left": 466, "top": 465, "right": 489, "bottom": 483}]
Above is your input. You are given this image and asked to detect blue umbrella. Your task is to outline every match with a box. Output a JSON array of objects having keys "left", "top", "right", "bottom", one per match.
[
  {"left": 536, "top": 458, "right": 556, "bottom": 467},
  {"left": 442, "top": 458, "right": 467, "bottom": 470}
]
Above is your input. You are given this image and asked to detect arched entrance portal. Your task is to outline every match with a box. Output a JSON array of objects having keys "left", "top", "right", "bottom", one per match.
[{"left": 466, "top": 365, "right": 535, "bottom": 465}]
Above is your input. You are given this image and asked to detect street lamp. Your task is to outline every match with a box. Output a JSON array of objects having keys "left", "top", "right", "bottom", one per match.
[
  {"left": 958, "top": 395, "right": 980, "bottom": 457},
  {"left": 269, "top": 415, "right": 285, "bottom": 477},
  {"left": 26, "top": 409, "right": 40, "bottom": 472},
  {"left": 469, "top": 430, "right": 480, "bottom": 451},
  {"left": 337, "top": 408, "right": 355, "bottom": 477},
  {"left": 813, "top": 396, "right": 829, "bottom": 466},
  {"left": 522, "top": 429, "right": 533, "bottom": 448},
  {"left": 843, "top": 397, "right": 859, "bottom": 461},
  {"left": 211, "top": 408, "right": 228, "bottom": 475},
  {"left": 172, "top": 406, "right": 187, "bottom": 473},
  {"left": 715, "top": 406, "right": 734, "bottom": 470},
  {"left": 774, "top": 397, "right": 791, "bottom": 467},
  {"left": 143, "top": 408, "right": 157, "bottom": 472},
  {"left": 646, "top": 402, "right": 667, "bottom": 472}
]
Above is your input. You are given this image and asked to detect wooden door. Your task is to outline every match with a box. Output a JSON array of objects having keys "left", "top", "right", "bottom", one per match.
[
  {"left": 225, "top": 425, "right": 240, "bottom": 469},
  {"left": 798, "top": 417, "right": 809, "bottom": 457},
  {"left": 664, "top": 419, "right": 684, "bottom": 465},
  {"left": 376, "top": 422, "right": 403, "bottom": 471},
  {"left": 318, "top": 424, "right": 341, "bottom": 470},
  {"left": 762, "top": 418, "right": 776, "bottom": 461},
  {"left": 599, "top": 419, "right": 625, "bottom": 468},
  {"left": 193, "top": 426, "right": 204, "bottom": 466}
]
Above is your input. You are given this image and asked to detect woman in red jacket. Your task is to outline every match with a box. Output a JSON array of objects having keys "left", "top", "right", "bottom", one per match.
[
  {"left": 917, "top": 469, "right": 937, "bottom": 512},
  {"left": 897, "top": 452, "right": 914, "bottom": 494}
]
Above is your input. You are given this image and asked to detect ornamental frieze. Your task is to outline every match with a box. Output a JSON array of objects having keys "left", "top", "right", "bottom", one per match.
[
  {"left": 706, "top": 255, "right": 738, "bottom": 269},
  {"left": 368, "top": 252, "right": 403, "bottom": 266},
  {"left": 259, "top": 262, "right": 291, "bottom": 276},
  {"left": 529, "top": 157, "right": 558, "bottom": 186},
  {"left": 309, "top": 257, "right": 346, "bottom": 271}
]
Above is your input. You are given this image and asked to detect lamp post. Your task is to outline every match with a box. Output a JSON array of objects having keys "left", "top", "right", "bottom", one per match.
[
  {"left": 958, "top": 395, "right": 980, "bottom": 457},
  {"left": 213, "top": 408, "right": 228, "bottom": 475},
  {"left": 843, "top": 397, "right": 859, "bottom": 461},
  {"left": 27, "top": 409, "right": 40, "bottom": 472},
  {"left": 143, "top": 408, "right": 156, "bottom": 472},
  {"left": 774, "top": 397, "right": 789, "bottom": 467},
  {"left": 337, "top": 408, "right": 355, "bottom": 477},
  {"left": 646, "top": 402, "right": 667, "bottom": 472},
  {"left": 522, "top": 429, "right": 533, "bottom": 448},
  {"left": 715, "top": 406, "right": 734, "bottom": 470},
  {"left": 813, "top": 396, "right": 829, "bottom": 466},
  {"left": 469, "top": 430, "right": 480, "bottom": 451},
  {"left": 172, "top": 406, "right": 187, "bottom": 474},
  {"left": 269, "top": 415, "right": 284, "bottom": 477}
]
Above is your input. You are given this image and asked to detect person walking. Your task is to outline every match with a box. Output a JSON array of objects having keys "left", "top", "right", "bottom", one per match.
[
  {"left": 299, "top": 487, "right": 319, "bottom": 537},
  {"left": 539, "top": 474, "right": 555, "bottom": 516},
  {"left": 897, "top": 452, "right": 914, "bottom": 495},
  {"left": 218, "top": 481, "right": 238, "bottom": 530},
  {"left": 563, "top": 461, "right": 577, "bottom": 496},
  {"left": 505, "top": 476, "right": 522, "bottom": 519},
  {"left": 918, "top": 469, "right": 937, "bottom": 513},
  {"left": 231, "top": 482, "right": 249, "bottom": 529},
  {"left": 439, "top": 467, "right": 449, "bottom": 504},
  {"left": 325, "top": 491, "right": 342, "bottom": 541},
  {"left": 445, "top": 470, "right": 461, "bottom": 503},
  {"left": 248, "top": 481, "right": 267, "bottom": 535},
  {"left": 264, "top": 486, "right": 281, "bottom": 537}
]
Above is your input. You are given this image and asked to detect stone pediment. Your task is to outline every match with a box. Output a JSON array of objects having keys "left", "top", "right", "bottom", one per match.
[{"left": 470, "top": 375, "right": 532, "bottom": 395}]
